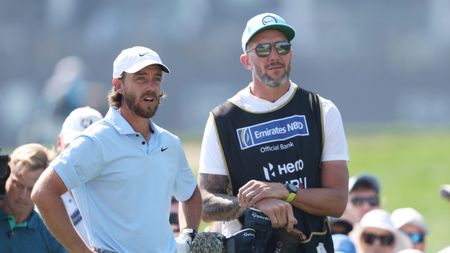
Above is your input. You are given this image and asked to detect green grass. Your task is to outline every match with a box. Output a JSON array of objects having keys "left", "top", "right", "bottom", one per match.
[
  {"left": 346, "top": 130, "right": 450, "bottom": 252},
  {"left": 184, "top": 129, "right": 450, "bottom": 251}
]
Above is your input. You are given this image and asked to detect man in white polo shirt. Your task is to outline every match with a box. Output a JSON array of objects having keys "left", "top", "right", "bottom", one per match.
[{"left": 32, "top": 46, "right": 202, "bottom": 253}]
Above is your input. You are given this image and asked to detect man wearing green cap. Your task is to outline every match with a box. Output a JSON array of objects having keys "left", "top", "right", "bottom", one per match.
[{"left": 198, "top": 13, "right": 349, "bottom": 252}]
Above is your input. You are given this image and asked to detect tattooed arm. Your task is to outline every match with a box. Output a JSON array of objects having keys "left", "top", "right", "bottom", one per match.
[{"left": 198, "top": 173, "right": 245, "bottom": 222}]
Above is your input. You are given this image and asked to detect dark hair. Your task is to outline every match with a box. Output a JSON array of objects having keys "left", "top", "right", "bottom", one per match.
[
  {"left": 108, "top": 74, "right": 124, "bottom": 108},
  {"left": 108, "top": 86, "right": 122, "bottom": 108}
]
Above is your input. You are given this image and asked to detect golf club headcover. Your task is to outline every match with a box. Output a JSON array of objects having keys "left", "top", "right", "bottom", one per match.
[
  {"left": 244, "top": 208, "right": 273, "bottom": 253},
  {"left": 226, "top": 228, "right": 256, "bottom": 253},
  {"left": 190, "top": 232, "right": 226, "bottom": 253}
]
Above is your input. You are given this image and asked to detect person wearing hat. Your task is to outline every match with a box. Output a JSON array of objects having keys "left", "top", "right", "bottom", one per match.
[
  {"left": 56, "top": 106, "right": 103, "bottom": 243},
  {"left": 31, "top": 46, "right": 202, "bottom": 253},
  {"left": 341, "top": 173, "right": 381, "bottom": 225},
  {"left": 391, "top": 207, "right": 428, "bottom": 252},
  {"left": 198, "top": 13, "right": 349, "bottom": 252},
  {"left": 355, "top": 209, "right": 411, "bottom": 253}
]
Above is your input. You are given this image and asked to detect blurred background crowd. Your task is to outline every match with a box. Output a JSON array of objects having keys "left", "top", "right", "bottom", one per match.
[{"left": 1, "top": 0, "right": 450, "bottom": 147}]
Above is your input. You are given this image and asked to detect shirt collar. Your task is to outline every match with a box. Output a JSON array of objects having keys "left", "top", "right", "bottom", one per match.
[{"left": 104, "top": 107, "right": 161, "bottom": 136}]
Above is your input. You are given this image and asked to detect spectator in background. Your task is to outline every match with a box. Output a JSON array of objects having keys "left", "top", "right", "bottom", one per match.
[
  {"left": 354, "top": 209, "right": 411, "bottom": 253},
  {"left": 0, "top": 143, "right": 66, "bottom": 253},
  {"left": 57, "top": 106, "right": 103, "bottom": 244},
  {"left": 333, "top": 233, "right": 356, "bottom": 253},
  {"left": 441, "top": 184, "right": 450, "bottom": 202},
  {"left": 341, "top": 173, "right": 381, "bottom": 225},
  {"left": 391, "top": 207, "right": 428, "bottom": 252}
]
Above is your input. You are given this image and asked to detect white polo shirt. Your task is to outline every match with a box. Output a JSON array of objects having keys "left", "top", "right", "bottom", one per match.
[{"left": 53, "top": 107, "right": 196, "bottom": 253}]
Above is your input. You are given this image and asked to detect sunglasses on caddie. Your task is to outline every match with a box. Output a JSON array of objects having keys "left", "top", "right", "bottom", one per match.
[{"left": 246, "top": 41, "right": 291, "bottom": 57}]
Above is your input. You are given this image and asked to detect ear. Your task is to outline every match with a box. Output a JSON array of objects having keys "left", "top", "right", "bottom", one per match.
[
  {"left": 112, "top": 78, "right": 123, "bottom": 94},
  {"left": 240, "top": 53, "right": 252, "bottom": 70}
]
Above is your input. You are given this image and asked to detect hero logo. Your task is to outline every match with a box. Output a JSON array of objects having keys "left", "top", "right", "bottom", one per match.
[{"left": 263, "top": 159, "right": 304, "bottom": 181}]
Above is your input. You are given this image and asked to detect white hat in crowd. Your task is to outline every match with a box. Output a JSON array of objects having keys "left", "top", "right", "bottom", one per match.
[
  {"left": 391, "top": 207, "right": 428, "bottom": 234},
  {"left": 241, "top": 13, "right": 295, "bottom": 52},
  {"left": 60, "top": 106, "right": 102, "bottom": 143},
  {"left": 112, "top": 46, "right": 170, "bottom": 78},
  {"left": 357, "top": 209, "right": 411, "bottom": 251}
]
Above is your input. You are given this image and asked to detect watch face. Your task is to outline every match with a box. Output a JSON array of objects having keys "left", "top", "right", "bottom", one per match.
[{"left": 286, "top": 183, "right": 298, "bottom": 193}]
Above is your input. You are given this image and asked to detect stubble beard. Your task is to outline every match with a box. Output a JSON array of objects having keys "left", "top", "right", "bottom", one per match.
[
  {"left": 124, "top": 90, "right": 160, "bottom": 119},
  {"left": 255, "top": 61, "right": 291, "bottom": 88}
]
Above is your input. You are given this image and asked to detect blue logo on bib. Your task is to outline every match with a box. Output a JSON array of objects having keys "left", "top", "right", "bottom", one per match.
[{"left": 236, "top": 115, "right": 309, "bottom": 150}]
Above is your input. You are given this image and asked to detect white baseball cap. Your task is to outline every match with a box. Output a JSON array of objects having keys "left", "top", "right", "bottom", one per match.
[
  {"left": 60, "top": 106, "right": 103, "bottom": 143},
  {"left": 241, "top": 13, "right": 295, "bottom": 52},
  {"left": 112, "top": 46, "right": 170, "bottom": 78},
  {"left": 391, "top": 208, "right": 428, "bottom": 234}
]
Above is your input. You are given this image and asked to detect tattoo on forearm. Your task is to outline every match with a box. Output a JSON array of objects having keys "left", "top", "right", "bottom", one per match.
[{"left": 199, "top": 173, "right": 244, "bottom": 221}]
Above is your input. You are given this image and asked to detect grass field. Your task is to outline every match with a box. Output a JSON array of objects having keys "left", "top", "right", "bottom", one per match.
[{"left": 182, "top": 129, "right": 450, "bottom": 252}]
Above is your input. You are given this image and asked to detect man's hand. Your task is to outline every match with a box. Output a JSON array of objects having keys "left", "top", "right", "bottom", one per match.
[
  {"left": 253, "top": 198, "right": 297, "bottom": 232},
  {"left": 238, "top": 180, "right": 288, "bottom": 208}
]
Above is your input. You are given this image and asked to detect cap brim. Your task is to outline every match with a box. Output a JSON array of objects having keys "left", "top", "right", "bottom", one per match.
[{"left": 125, "top": 60, "right": 170, "bottom": 74}]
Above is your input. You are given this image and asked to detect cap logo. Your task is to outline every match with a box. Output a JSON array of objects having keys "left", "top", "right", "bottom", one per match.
[
  {"left": 139, "top": 52, "right": 149, "bottom": 57},
  {"left": 80, "top": 118, "right": 94, "bottom": 129},
  {"left": 262, "top": 15, "right": 277, "bottom": 25}
]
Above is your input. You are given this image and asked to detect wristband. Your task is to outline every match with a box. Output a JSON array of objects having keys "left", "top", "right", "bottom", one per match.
[{"left": 285, "top": 183, "right": 298, "bottom": 203}]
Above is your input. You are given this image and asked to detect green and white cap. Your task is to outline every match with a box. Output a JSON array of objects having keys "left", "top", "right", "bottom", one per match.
[{"left": 241, "top": 13, "right": 296, "bottom": 52}]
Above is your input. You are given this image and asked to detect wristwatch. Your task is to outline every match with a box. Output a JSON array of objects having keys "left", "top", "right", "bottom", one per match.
[{"left": 285, "top": 183, "right": 299, "bottom": 203}]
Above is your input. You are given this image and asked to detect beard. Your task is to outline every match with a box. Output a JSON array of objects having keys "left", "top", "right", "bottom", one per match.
[
  {"left": 254, "top": 60, "right": 291, "bottom": 88},
  {"left": 123, "top": 89, "right": 160, "bottom": 119}
]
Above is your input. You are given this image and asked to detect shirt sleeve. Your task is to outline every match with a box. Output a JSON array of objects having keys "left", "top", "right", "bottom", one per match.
[
  {"left": 320, "top": 97, "right": 350, "bottom": 162},
  {"left": 198, "top": 114, "right": 228, "bottom": 175},
  {"left": 52, "top": 136, "right": 103, "bottom": 190},
  {"left": 173, "top": 139, "right": 197, "bottom": 202}
]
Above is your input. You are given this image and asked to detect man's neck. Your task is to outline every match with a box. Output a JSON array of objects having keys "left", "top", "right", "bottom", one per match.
[
  {"left": 118, "top": 107, "right": 152, "bottom": 141},
  {"left": 250, "top": 80, "right": 290, "bottom": 102}
]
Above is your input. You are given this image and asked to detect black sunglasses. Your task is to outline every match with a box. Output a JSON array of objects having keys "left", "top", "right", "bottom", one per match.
[
  {"left": 246, "top": 41, "right": 291, "bottom": 57},
  {"left": 351, "top": 196, "right": 379, "bottom": 206},
  {"left": 361, "top": 232, "right": 395, "bottom": 246},
  {"left": 405, "top": 232, "right": 425, "bottom": 244}
]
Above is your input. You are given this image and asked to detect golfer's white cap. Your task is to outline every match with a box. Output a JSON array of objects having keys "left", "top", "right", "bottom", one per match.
[{"left": 112, "top": 46, "right": 170, "bottom": 78}]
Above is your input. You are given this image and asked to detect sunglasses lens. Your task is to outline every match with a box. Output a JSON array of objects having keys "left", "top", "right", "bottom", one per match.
[
  {"left": 362, "top": 233, "right": 376, "bottom": 244},
  {"left": 275, "top": 41, "right": 291, "bottom": 55},
  {"left": 409, "top": 233, "right": 424, "bottom": 243},
  {"left": 379, "top": 235, "right": 395, "bottom": 246},
  {"left": 351, "top": 197, "right": 364, "bottom": 206},
  {"left": 351, "top": 196, "right": 379, "bottom": 206},
  {"left": 368, "top": 197, "right": 379, "bottom": 206},
  {"left": 362, "top": 233, "right": 394, "bottom": 246},
  {"left": 254, "top": 43, "right": 271, "bottom": 57}
]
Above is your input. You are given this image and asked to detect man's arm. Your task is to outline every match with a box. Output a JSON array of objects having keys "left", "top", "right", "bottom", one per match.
[
  {"left": 178, "top": 186, "right": 202, "bottom": 231},
  {"left": 238, "top": 160, "right": 348, "bottom": 217},
  {"left": 31, "top": 168, "right": 94, "bottom": 253},
  {"left": 198, "top": 173, "right": 244, "bottom": 221}
]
